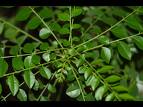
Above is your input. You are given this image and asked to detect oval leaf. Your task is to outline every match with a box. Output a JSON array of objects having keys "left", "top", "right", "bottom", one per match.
[
  {"left": 117, "top": 41, "right": 132, "bottom": 60},
  {"left": 7, "top": 75, "right": 19, "bottom": 96},
  {"left": 58, "top": 13, "right": 70, "bottom": 21},
  {"left": 23, "top": 70, "right": 35, "bottom": 88},
  {"left": 12, "top": 57, "right": 24, "bottom": 70},
  {"left": 105, "top": 92, "right": 114, "bottom": 101},
  {"left": 39, "top": 28, "right": 51, "bottom": 39},
  {"left": 105, "top": 75, "right": 121, "bottom": 83},
  {"left": 17, "top": 89, "right": 27, "bottom": 101},
  {"left": 66, "top": 84, "right": 80, "bottom": 98},
  {"left": 40, "top": 67, "right": 51, "bottom": 80},
  {"left": 101, "top": 47, "right": 111, "bottom": 64},
  {"left": 42, "top": 53, "right": 50, "bottom": 62},
  {"left": 132, "top": 36, "right": 143, "bottom": 50},
  {"left": 0, "top": 58, "right": 8, "bottom": 77},
  {"left": 95, "top": 85, "right": 107, "bottom": 100}
]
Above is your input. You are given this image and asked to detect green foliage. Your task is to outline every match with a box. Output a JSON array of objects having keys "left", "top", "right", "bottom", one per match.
[{"left": 0, "top": 6, "right": 142, "bottom": 101}]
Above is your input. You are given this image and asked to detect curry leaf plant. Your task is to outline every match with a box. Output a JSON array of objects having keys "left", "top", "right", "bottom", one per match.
[{"left": 0, "top": 6, "right": 143, "bottom": 101}]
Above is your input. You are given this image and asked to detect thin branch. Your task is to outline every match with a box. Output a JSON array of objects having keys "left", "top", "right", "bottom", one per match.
[
  {"left": 29, "top": 6, "right": 64, "bottom": 49},
  {"left": 73, "top": 7, "right": 140, "bottom": 49},
  {"left": 0, "top": 18, "right": 42, "bottom": 43}
]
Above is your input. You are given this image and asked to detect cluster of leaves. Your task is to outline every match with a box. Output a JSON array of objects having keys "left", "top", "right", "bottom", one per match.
[{"left": 0, "top": 6, "right": 143, "bottom": 101}]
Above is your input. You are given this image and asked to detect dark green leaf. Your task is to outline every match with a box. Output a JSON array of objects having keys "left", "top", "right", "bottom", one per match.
[
  {"left": 32, "top": 55, "right": 40, "bottom": 65},
  {"left": 0, "top": 22, "right": 4, "bottom": 34},
  {"left": 39, "top": 7, "right": 53, "bottom": 19},
  {"left": 0, "top": 83, "right": 2, "bottom": 95},
  {"left": 40, "top": 42, "right": 49, "bottom": 50},
  {"left": 27, "top": 16, "right": 41, "bottom": 30},
  {"left": 12, "top": 57, "right": 24, "bottom": 70},
  {"left": 132, "top": 36, "right": 143, "bottom": 50},
  {"left": 16, "top": 7, "right": 31, "bottom": 21},
  {"left": 0, "top": 58, "right": 8, "bottom": 77},
  {"left": 111, "top": 24, "right": 128, "bottom": 38},
  {"left": 117, "top": 41, "right": 132, "bottom": 60},
  {"left": 4, "top": 28, "right": 18, "bottom": 40},
  {"left": 9, "top": 45, "right": 19, "bottom": 55}
]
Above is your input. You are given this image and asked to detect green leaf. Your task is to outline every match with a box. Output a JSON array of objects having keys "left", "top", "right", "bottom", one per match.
[
  {"left": 0, "top": 58, "right": 8, "bottom": 77},
  {"left": 98, "top": 36, "right": 110, "bottom": 44},
  {"left": 0, "top": 83, "right": 2, "bottom": 95},
  {"left": 48, "top": 84, "right": 56, "bottom": 93},
  {"left": 24, "top": 56, "right": 34, "bottom": 69},
  {"left": 16, "top": 7, "right": 31, "bottom": 21},
  {"left": 84, "top": 67, "right": 92, "bottom": 80},
  {"left": 58, "top": 12, "right": 70, "bottom": 21},
  {"left": 23, "top": 70, "right": 35, "bottom": 88},
  {"left": 42, "top": 52, "right": 50, "bottom": 62},
  {"left": 17, "top": 89, "right": 27, "bottom": 101},
  {"left": 132, "top": 36, "right": 143, "bottom": 50},
  {"left": 78, "top": 66, "right": 87, "bottom": 74},
  {"left": 72, "top": 8, "right": 82, "bottom": 17},
  {"left": 39, "top": 28, "right": 51, "bottom": 39},
  {"left": 40, "top": 42, "right": 49, "bottom": 51},
  {"left": 66, "top": 84, "right": 80, "bottom": 98},
  {"left": 105, "top": 93, "right": 114, "bottom": 101},
  {"left": 97, "top": 66, "right": 114, "bottom": 74},
  {"left": 49, "top": 22, "right": 61, "bottom": 32},
  {"left": 40, "top": 67, "right": 51, "bottom": 80},
  {"left": 39, "top": 7, "right": 53, "bottom": 19},
  {"left": 101, "top": 47, "right": 111, "bottom": 64},
  {"left": 7, "top": 75, "right": 19, "bottom": 96},
  {"left": 113, "top": 85, "right": 128, "bottom": 92},
  {"left": 111, "top": 24, "right": 128, "bottom": 38},
  {"left": 0, "top": 22, "right": 4, "bottom": 34},
  {"left": 105, "top": 75, "right": 121, "bottom": 83},
  {"left": 86, "top": 75, "right": 100, "bottom": 91},
  {"left": 4, "top": 28, "right": 18, "bottom": 40},
  {"left": 32, "top": 55, "right": 41, "bottom": 65},
  {"left": 9, "top": 45, "right": 19, "bottom": 55},
  {"left": 12, "top": 57, "right": 24, "bottom": 70},
  {"left": 117, "top": 41, "right": 132, "bottom": 60},
  {"left": 95, "top": 85, "right": 108, "bottom": 100},
  {"left": 125, "top": 15, "right": 143, "bottom": 32},
  {"left": 59, "top": 27, "right": 70, "bottom": 35},
  {"left": 16, "top": 35, "right": 26, "bottom": 45},
  {"left": 33, "top": 80, "right": 39, "bottom": 91},
  {"left": 23, "top": 43, "right": 35, "bottom": 53},
  {"left": 72, "top": 24, "right": 81, "bottom": 29},
  {"left": 26, "top": 16, "right": 41, "bottom": 30},
  {"left": 118, "top": 93, "right": 135, "bottom": 100}
]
